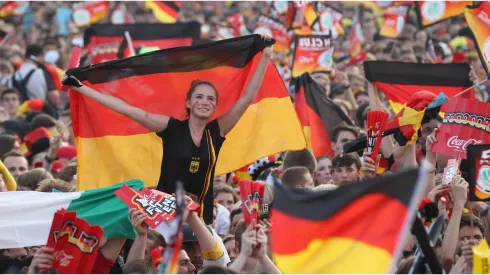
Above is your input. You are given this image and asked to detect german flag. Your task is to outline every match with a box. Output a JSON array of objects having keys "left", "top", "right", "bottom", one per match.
[
  {"left": 145, "top": 1, "right": 181, "bottom": 23},
  {"left": 465, "top": 2, "right": 490, "bottom": 78},
  {"left": 83, "top": 22, "right": 201, "bottom": 64},
  {"left": 69, "top": 35, "right": 306, "bottom": 191},
  {"left": 293, "top": 73, "right": 352, "bottom": 157},
  {"left": 271, "top": 168, "right": 426, "bottom": 273},
  {"left": 364, "top": 61, "right": 473, "bottom": 114},
  {"left": 415, "top": 1, "right": 472, "bottom": 28},
  {"left": 303, "top": 3, "right": 318, "bottom": 28}
]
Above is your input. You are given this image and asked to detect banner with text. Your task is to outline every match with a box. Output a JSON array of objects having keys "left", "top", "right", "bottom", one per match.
[
  {"left": 432, "top": 97, "right": 490, "bottom": 159},
  {"left": 292, "top": 34, "right": 333, "bottom": 77}
]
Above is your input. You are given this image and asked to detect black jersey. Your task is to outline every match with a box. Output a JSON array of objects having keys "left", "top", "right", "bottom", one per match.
[{"left": 157, "top": 118, "right": 225, "bottom": 224}]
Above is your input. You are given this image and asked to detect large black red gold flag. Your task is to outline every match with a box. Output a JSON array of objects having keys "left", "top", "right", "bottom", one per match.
[
  {"left": 415, "top": 1, "right": 472, "bottom": 28},
  {"left": 271, "top": 168, "right": 427, "bottom": 273},
  {"left": 465, "top": 2, "right": 490, "bottom": 78},
  {"left": 83, "top": 22, "right": 201, "bottom": 64},
  {"left": 364, "top": 61, "right": 473, "bottom": 114},
  {"left": 68, "top": 34, "right": 306, "bottom": 192},
  {"left": 292, "top": 72, "right": 352, "bottom": 157}
]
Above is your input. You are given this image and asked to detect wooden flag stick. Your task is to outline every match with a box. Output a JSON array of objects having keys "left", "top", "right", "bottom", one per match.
[{"left": 454, "top": 78, "right": 488, "bottom": 97}]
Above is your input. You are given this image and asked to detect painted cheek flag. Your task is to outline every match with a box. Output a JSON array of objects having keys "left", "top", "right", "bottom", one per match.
[
  {"left": 69, "top": 35, "right": 306, "bottom": 191},
  {"left": 293, "top": 72, "right": 352, "bottom": 157},
  {"left": 72, "top": 1, "right": 109, "bottom": 28},
  {"left": 292, "top": 34, "right": 333, "bottom": 77},
  {"left": 415, "top": 1, "right": 472, "bottom": 28},
  {"left": 271, "top": 167, "right": 427, "bottom": 273},
  {"left": 145, "top": 1, "right": 181, "bottom": 23},
  {"left": 0, "top": 180, "right": 143, "bottom": 249},
  {"left": 83, "top": 22, "right": 201, "bottom": 64},
  {"left": 465, "top": 2, "right": 490, "bottom": 78},
  {"left": 363, "top": 61, "right": 473, "bottom": 114},
  {"left": 379, "top": 5, "right": 410, "bottom": 38}
]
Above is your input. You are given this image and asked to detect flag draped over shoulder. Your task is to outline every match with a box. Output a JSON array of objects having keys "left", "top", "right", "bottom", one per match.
[
  {"left": 364, "top": 61, "right": 473, "bottom": 113},
  {"left": 293, "top": 73, "right": 352, "bottom": 157},
  {"left": 271, "top": 168, "right": 426, "bottom": 273},
  {"left": 0, "top": 180, "right": 143, "bottom": 249},
  {"left": 70, "top": 35, "right": 306, "bottom": 191},
  {"left": 83, "top": 22, "right": 201, "bottom": 64},
  {"left": 465, "top": 2, "right": 490, "bottom": 78}
]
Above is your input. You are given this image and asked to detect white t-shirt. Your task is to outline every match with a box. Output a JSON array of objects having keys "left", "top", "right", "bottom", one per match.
[{"left": 214, "top": 203, "right": 230, "bottom": 236}]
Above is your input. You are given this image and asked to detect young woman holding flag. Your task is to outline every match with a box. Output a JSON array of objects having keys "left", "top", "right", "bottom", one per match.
[{"left": 61, "top": 35, "right": 273, "bottom": 224}]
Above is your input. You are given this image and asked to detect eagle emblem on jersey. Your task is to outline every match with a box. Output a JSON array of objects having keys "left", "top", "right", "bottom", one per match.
[{"left": 189, "top": 157, "right": 200, "bottom": 173}]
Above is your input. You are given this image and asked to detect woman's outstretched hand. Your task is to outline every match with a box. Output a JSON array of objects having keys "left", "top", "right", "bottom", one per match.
[
  {"left": 61, "top": 74, "right": 83, "bottom": 88},
  {"left": 259, "top": 34, "right": 273, "bottom": 58}
]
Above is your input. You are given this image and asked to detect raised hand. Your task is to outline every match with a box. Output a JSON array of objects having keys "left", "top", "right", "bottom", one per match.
[
  {"left": 361, "top": 151, "right": 380, "bottom": 180},
  {"left": 28, "top": 246, "right": 55, "bottom": 274},
  {"left": 129, "top": 208, "right": 148, "bottom": 236},
  {"left": 240, "top": 221, "right": 258, "bottom": 257},
  {"left": 450, "top": 175, "right": 469, "bottom": 208},
  {"left": 428, "top": 184, "right": 451, "bottom": 203}
]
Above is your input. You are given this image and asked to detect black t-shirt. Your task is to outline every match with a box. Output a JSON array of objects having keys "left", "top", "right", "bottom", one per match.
[{"left": 157, "top": 118, "right": 225, "bottom": 224}]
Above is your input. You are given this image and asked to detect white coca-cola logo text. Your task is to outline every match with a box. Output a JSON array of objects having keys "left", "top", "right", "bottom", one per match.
[{"left": 447, "top": 136, "right": 482, "bottom": 151}]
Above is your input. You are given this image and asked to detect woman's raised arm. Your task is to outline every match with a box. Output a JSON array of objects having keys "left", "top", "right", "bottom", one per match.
[
  {"left": 63, "top": 75, "right": 170, "bottom": 133},
  {"left": 217, "top": 38, "right": 272, "bottom": 137}
]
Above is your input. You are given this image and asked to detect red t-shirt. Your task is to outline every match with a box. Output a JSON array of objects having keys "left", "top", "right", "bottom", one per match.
[{"left": 91, "top": 252, "right": 115, "bottom": 274}]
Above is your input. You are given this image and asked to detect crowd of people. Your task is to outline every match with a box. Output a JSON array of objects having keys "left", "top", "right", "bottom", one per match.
[{"left": 0, "top": 1, "right": 489, "bottom": 274}]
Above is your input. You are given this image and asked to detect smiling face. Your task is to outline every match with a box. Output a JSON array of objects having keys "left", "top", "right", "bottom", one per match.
[{"left": 186, "top": 83, "right": 218, "bottom": 119}]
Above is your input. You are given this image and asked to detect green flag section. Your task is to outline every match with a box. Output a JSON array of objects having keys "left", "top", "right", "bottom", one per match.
[{"left": 0, "top": 180, "right": 143, "bottom": 249}]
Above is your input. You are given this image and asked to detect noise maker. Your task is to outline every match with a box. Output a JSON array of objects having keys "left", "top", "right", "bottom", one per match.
[
  {"left": 61, "top": 47, "right": 82, "bottom": 92},
  {"left": 366, "top": 110, "right": 389, "bottom": 158}
]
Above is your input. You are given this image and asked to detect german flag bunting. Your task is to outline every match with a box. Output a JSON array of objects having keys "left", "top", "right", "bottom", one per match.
[
  {"left": 145, "top": 1, "right": 181, "bottom": 23},
  {"left": 465, "top": 2, "right": 490, "bottom": 78},
  {"left": 272, "top": 168, "right": 427, "bottom": 273},
  {"left": 293, "top": 73, "right": 352, "bottom": 157},
  {"left": 415, "top": 1, "right": 472, "bottom": 28},
  {"left": 364, "top": 61, "right": 473, "bottom": 114},
  {"left": 69, "top": 35, "right": 306, "bottom": 191},
  {"left": 83, "top": 22, "right": 201, "bottom": 64}
]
